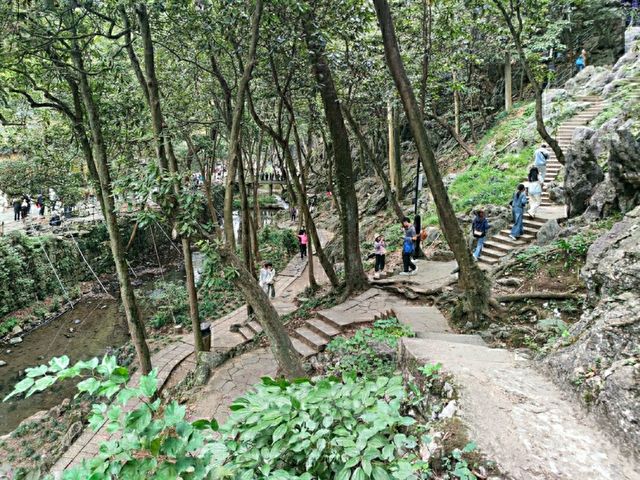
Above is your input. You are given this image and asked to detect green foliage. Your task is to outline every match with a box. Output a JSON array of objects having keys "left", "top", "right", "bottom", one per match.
[
  {"left": 513, "top": 232, "right": 597, "bottom": 273},
  {"left": 326, "top": 318, "right": 414, "bottom": 378},
  {"left": 555, "top": 234, "right": 594, "bottom": 268},
  {"left": 6, "top": 357, "right": 428, "bottom": 479},
  {"left": 0, "top": 317, "right": 19, "bottom": 337},
  {"left": 439, "top": 442, "right": 478, "bottom": 480},
  {"left": 147, "top": 282, "right": 189, "bottom": 329},
  {"left": 222, "top": 375, "right": 427, "bottom": 479}
]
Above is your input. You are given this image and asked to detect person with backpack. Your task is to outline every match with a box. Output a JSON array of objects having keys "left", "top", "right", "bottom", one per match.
[
  {"left": 509, "top": 184, "right": 528, "bottom": 240},
  {"left": 37, "top": 193, "right": 45, "bottom": 217},
  {"left": 400, "top": 217, "right": 418, "bottom": 275},
  {"left": 373, "top": 234, "right": 386, "bottom": 279},
  {"left": 471, "top": 210, "right": 490, "bottom": 260},
  {"left": 534, "top": 144, "right": 550, "bottom": 182},
  {"left": 297, "top": 228, "right": 308, "bottom": 259},
  {"left": 527, "top": 168, "right": 543, "bottom": 218}
]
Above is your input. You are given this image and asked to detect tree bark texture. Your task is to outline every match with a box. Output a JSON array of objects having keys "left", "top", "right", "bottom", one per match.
[
  {"left": 71, "top": 43, "right": 152, "bottom": 374},
  {"left": 373, "top": 0, "right": 490, "bottom": 323},
  {"left": 303, "top": 12, "right": 367, "bottom": 292},
  {"left": 223, "top": 0, "right": 263, "bottom": 248},
  {"left": 505, "top": 51, "right": 513, "bottom": 111},
  {"left": 387, "top": 99, "right": 402, "bottom": 201}
]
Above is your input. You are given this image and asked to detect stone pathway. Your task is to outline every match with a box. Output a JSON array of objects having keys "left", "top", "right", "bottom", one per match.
[
  {"left": 400, "top": 336, "right": 640, "bottom": 480},
  {"left": 478, "top": 96, "right": 604, "bottom": 268},
  {"left": 50, "top": 234, "right": 323, "bottom": 476},
  {"left": 188, "top": 287, "right": 449, "bottom": 423},
  {"left": 51, "top": 339, "right": 194, "bottom": 474}
]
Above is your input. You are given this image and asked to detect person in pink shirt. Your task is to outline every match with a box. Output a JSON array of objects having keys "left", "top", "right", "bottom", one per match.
[{"left": 298, "top": 229, "right": 308, "bottom": 259}]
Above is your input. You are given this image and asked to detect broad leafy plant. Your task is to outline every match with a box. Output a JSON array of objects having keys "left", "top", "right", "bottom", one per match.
[{"left": 5, "top": 356, "right": 428, "bottom": 479}]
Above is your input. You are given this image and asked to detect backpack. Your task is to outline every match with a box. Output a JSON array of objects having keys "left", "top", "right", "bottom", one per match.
[{"left": 403, "top": 237, "right": 414, "bottom": 254}]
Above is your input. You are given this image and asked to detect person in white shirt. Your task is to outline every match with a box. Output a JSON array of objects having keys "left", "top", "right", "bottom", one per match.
[{"left": 259, "top": 262, "right": 276, "bottom": 298}]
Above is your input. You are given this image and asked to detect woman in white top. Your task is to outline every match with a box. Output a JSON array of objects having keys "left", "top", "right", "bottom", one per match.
[{"left": 527, "top": 166, "right": 543, "bottom": 218}]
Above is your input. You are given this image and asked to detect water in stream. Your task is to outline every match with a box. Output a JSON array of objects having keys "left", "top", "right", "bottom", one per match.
[{"left": 0, "top": 299, "right": 128, "bottom": 434}]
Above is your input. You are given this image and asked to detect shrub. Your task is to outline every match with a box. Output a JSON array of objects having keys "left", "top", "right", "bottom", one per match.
[
  {"left": 326, "top": 318, "right": 414, "bottom": 378},
  {"left": 5, "top": 356, "right": 428, "bottom": 480}
]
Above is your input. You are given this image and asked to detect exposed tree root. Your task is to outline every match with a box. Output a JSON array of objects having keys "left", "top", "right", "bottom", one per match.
[{"left": 495, "top": 291, "right": 581, "bottom": 302}]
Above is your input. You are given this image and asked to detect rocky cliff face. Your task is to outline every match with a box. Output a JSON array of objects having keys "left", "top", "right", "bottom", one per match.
[
  {"left": 561, "top": 40, "right": 640, "bottom": 219},
  {"left": 545, "top": 206, "right": 640, "bottom": 457}
]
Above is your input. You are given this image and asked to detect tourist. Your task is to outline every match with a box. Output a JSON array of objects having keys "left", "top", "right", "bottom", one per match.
[
  {"left": 527, "top": 169, "right": 543, "bottom": 218},
  {"left": 298, "top": 228, "right": 308, "bottom": 259},
  {"left": 471, "top": 210, "right": 490, "bottom": 260},
  {"left": 12, "top": 197, "right": 21, "bottom": 221},
  {"left": 259, "top": 262, "right": 276, "bottom": 298},
  {"left": 20, "top": 199, "right": 29, "bottom": 220},
  {"left": 534, "top": 144, "right": 550, "bottom": 182},
  {"left": 400, "top": 216, "right": 418, "bottom": 275},
  {"left": 575, "top": 49, "right": 587, "bottom": 72},
  {"left": 509, "top": 184, "right": 528, "bottom": 240},
  {"left": 37, "top": 193, "right": 45, "bottom": 216},
  {"left": 373, "top": 234, "right": 386, "bottom": 279},
  {"left": 290, "top": 206, "right": 297, "bottom": 222}
]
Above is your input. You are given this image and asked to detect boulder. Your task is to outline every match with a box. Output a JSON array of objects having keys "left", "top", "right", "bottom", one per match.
[
  {"left": 584, "top": 177, "right": 618, "bottom": 219},
  {"left": 624, "top": 26, "right": 640, "bottom": 53},
  {"left": 563, "top": 127, "right": 604, "bottom": 217},
  {"left": 608, "top": 128, "right": 640, "bottom": 213},
  {"left": 545, "top": 206, "right": 640, "bottom": 456},
  {"left": 547, "top": 182, "right": 566, "bottom": 204},
  {"left": 8, "top": 337, "right": 22, "bottom": 345},
  {"left": 536, "top": 219, "right": 562, "bottom": 246},
  {"left": 0, "top": 360, "right": 6, "bottom": 367}
]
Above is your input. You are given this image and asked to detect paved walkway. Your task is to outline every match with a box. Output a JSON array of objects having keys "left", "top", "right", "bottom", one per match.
[
  {"left": 50, "top": 234, "right": 323, "bottom": 476},
  {"left": 401, "top": 337, "right": 640, "bottom": 479},
  {"left": 188, "top": 286, "right": 450, "bottom": 423}
]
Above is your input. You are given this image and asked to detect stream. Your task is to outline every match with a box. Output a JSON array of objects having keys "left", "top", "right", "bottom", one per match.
[{"left": 0, "top": 299, "right": 128, "bottom": 435}]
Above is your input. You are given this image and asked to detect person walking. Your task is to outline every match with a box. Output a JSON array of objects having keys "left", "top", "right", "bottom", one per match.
[
  {"left": 20, "top": 198, "right": 29, "bottom": 220},
  {"left": 527, "top": 168, "right": 543, "bottom": 218},
  {"left": 471, "top": 210, "right": 490, "bottom": 260},
  {"left": 575, "top": 49, "right": 587, "bottom": 72},
  {"left": 297, "top": 228, "right": 308, "bottom": 259},
  {"left": 37, "top": 193, "right": 45, "bottom": 217},
  {"left": 400, "top": 217, "right": 418, "bottom": 275},
  {"left": 290, "top": 206, "right": 297, "bottom": 222},
  {"left": 534, "top": 144, "right": 550, "bottom": 182},
  {"left": 259, "top": 262, "right": 276, "bottom": 298},
  {"left": 373, "top": 235, "right": 386, "bottom": 279},
  {"left": 509, "top": 184, "right": 528, "bottom": 240},
  {"left": 12, "top": 197, "right": 21, "bottom": 221}
]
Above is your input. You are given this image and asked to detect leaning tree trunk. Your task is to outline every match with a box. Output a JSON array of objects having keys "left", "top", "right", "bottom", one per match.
[
  {"left": 71, "top": 44, "right": 152, "bottom": 374},
  {"left": 387, "top": 99, "right": 402, "bottom": 201},
  {"left": 303, "top": 13, "right": 367, "bottom": 293},
  {"left": 373, "top": 0, "right": 490, "bottom": 323},
  {"left": 218, "top": 245, "right": 305, "bottom": 378},
  {"left": 490, "top": 0, "right": 563, "bottom": 164}
]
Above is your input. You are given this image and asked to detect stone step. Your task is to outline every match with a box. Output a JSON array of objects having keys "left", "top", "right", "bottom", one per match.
[
  {"left": 238, "top": 325, "right": 255, "bottom": 341},
  {"left": 523, "top": 219, "right": 545, "bottom": 229},
  {"left": 479, "top": 246, "right": 504, "bottom": 259},
  {"left": 392, "top": 305, "right": 451, "bottom": 336},
  {"left": 486, "top": 240, "right": 512, "bottom": 252},
  {"left": 293, "top": 326, "right": 329, "bottom": 351},
  {"left": 291, "top": 337, "right": 317, "bottom": 358},
  {"left": 247, "top": 320, "right": 263, "bottom": 335},
  {"left": 306, "top": 317, "right": 341, "bottom": 338},
  {"left": 478, "top": 255, "right": 499, "bottom": 265},
  {"left": 422, "top": 332, "right": 488, "bottom": 346}
]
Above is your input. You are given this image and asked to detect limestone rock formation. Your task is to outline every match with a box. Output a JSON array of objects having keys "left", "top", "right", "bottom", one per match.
[
  {"left": 609, "top": 129, "right": 640, "bottom": 213},
  {"left": 545, "top": 206, "right": 640, "bottom": 456},
  {"left": 536, "top": 219, "right": 561, "bottom": 246},
  {"left": 564, "top": 127, "right": 604, "bottom": 217}
]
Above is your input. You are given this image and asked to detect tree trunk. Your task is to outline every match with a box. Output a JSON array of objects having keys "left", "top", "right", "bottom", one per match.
[
  {"left": 303, "top": 13, "right": 367, "bottom": 293},
  {"left": 453, "top": 70, "right": 461, "bottom": 136},
  {"left": 387, "top": 99, "right": 402, "bottom": 201},
  {"left": 342, "top": 106, "right": 404, "bottom": 220},
  {"left": 373, "top": 0, "right": 490, "bottom": 323},
  {"left": 491, "top": 0, "right": 563, "bottom": 164},
  {"left": 166, "top": 139, "right": 204, "bottom": 352},
  {"left": 218, "top": 245, "right": 305, "bottom": 378},
  {"left": 223, "top": 0, "right": 263, "bottom": 248},
  {"left": 425, "top": 111, "right": 475, "bottom": 157},
  {"left": 505, "top": 51, "right": 513, "bottom": 111},
  {"left": 71, "top": 44, "right": 152, "bottom": 374}
]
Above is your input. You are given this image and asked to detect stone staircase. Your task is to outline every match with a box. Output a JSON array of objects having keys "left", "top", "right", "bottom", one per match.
[{"left": 478, "top": 96, "right": 603, "bottom": 268}]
